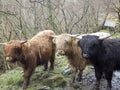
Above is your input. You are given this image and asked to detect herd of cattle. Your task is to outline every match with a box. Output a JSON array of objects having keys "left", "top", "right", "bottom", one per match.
[{"left": 0, "top": 30, "right": 120, "bottom": 90}]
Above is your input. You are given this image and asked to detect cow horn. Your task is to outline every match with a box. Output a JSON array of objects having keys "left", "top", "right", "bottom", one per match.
[
  {"left": 21, "top": 41, "right": 27, "bottom": 44},
  {"left": 70, "top": 34, "right": 80, "bottom": 37},
  {"left": 71, "top": 34, "right": 87, "bottom": 39},
  {"left": 48, "top": 35, "right": 58, "bottom": 38},
  {"left": 0, "top": 43, "right": 7, "bottom": 45},
  {"left": 97, "top": 33, "right": 111, "bottom": 39},
  {"left": 99, "top": 35, "right": 112, "bottom": 39}
]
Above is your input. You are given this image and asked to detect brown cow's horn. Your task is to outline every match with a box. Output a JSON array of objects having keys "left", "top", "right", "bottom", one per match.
[
  {"left": 71, "top": 34, "right": 87, "bottom": 39},
  {"left": 70, "top": 34, "right": 80, "bottom": 37},
  {"left": 48, "top": 35, "right": 58, "bottom": 38},
  {"left": 21, "top": 41, "right": 27, "bottom": 44},
  {"left": 0, "top": 43, "right": 7, "bottom": 45}
]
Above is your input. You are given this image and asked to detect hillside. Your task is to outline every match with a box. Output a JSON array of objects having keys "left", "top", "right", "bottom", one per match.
[{"left": 0, "top": 55, "right": 120, "bottom": 90}]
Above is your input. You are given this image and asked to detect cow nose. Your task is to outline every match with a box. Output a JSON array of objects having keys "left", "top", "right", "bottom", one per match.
[
  {"left": 6, "top": 56, "right": 13, "bottom": 61},
  {"left": 82, "top": 53, "right": 89, "bottom": 58},
  {"left": 57, "top": 50, "right": 65, "bottom": 55}
]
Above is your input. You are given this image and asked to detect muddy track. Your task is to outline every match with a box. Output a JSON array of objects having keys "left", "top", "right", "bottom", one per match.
[{"left": 64, "top": 67, "right": 120, "bottom": 90}]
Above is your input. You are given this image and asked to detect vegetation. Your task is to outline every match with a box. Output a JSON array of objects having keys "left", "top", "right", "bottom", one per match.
[
  {"left": 0, "top": 0, "right": 120, "bottom": 89},
  {"left": 0, "top": 55, "right": 70, "bottom": 90}
]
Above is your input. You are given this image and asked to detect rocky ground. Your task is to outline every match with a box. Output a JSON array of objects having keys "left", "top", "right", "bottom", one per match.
[{"left": 0, "top": 55, "right": 120, "bottom": 90}]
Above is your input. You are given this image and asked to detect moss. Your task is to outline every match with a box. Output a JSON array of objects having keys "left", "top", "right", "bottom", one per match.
[
  {"left": 0, "top": 67, "right": 23, "bottom": 86},
  {"left": 100, "top": 29, "right": 109, "bottom": 33},
  {"left": 111, "top": 32, "right": 120, "bottom": 38},
  {"left": 0, "top": 55, "right": 69, "bottom": 90},
  {"left": 28, "top": 85, "right": 51, "bottom": 90},
  {"left": 42, "top": 75, "right": 67, "bottom": 87}
]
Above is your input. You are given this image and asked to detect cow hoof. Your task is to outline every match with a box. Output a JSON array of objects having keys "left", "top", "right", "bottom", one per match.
[
  {"left": 49, "top": 68, "right": 54, "bottom": 71},
  {"left": 70, "top": 81, "right": 73, "bottom": 85},
  {"left": 70, "top": 79, "right": 75, "bottom": 85},
  {"left": 92, "top": 86, "right": 99, "bottom": 90},
  {"left": 95, "top": 85, "right": 100, "bottom": 90},
  {"left": 76, "top": 77, "right": 82, "bottom": 81},
  {"left": 22, "top": 85, "right": 27, "bottom": 90},
  {"left": 107, "top": 86, "right": 111, "bottom": 90},
  {"left": 43, "top": 69, "right": 47, "bottom": 71}
]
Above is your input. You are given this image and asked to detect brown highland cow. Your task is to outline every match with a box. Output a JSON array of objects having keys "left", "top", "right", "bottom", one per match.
[
  {"left": 2, "top": 30, "right": 56, "bottom": 90},
  {"left": 52, "top": 34, "right": 87, "bottom": 83}
]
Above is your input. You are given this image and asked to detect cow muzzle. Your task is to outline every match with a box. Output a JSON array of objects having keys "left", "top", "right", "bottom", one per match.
[
  {"left": 6, "top": 56, "right": 13, "bottom": 62},
  {"left": 82, "top": 53, "right": 89, "bottom": 59},
  {"left": 57, "top": 50, "right": 65, "bottom": 56}
]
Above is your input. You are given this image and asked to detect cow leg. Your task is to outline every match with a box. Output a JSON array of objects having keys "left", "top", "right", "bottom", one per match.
[
  {"left": 23, "top": 76, "right": 30, "bottom": 90},
  {"left": 70, "top": 67, "right": 77, "bottom": 84},
  {"left": 94, "top": 67, "right": 102, "bottom": 90},
  {"left": 104, "top": 71, "right": 113, "bottom": 90},
  {"left": 49, "top": 52, "right": 55, "bottom": 70},
  {"left": 77, "top": 68, "right": 84, "bottom": 81},
  {"left": 43, "top": 62, "right": 48, "bottom": 71},
  {"left": 22, "top": 68, "right": 34, "bottom": 90}
]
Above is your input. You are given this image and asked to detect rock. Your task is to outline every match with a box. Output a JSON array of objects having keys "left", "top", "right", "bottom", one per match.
[
  {"left": 64, "top": 86, "right": 75, "bottom": 90},
  {"left": 62, "top": 65, "right": 71, "bottom": 75},
  {"left": 72, "top": 83, "right": 80, "bottom": 89},
  {"left": 37, "top": 86, "right": 51, "bottom": 90}
]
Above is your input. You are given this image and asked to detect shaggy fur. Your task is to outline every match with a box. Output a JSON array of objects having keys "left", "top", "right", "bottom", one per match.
[
  {"left": 52, "top": 34, "right": 89, "bottom": 83},
  {"left": 78, "top": 35, "right": 120, "bottom": 90},
  {"left": 3, "top": 30, "right": 56, "bottom": 90}
]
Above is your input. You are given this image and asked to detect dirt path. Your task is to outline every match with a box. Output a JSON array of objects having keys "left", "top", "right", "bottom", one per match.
[{"left": 64, "top": 66, "right": 120, "bottom": 90}]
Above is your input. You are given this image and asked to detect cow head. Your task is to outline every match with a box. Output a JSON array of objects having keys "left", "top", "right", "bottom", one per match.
[
  {"left": 78, "top": 35, "right": 102, "bottom": 59},
  {"left": 51, "top": 34, "right": 77, "bottom": 55},
  {"left": 3, "top": 40, "right": 27, "bottom": 62}
]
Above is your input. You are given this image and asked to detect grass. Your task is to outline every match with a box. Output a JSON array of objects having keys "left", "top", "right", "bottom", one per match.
[
  {"left": 0, "top": 55, "right": 70, "bottom": 90},
  {"left": 0, "top": 67, "right": 23, "bottom": 90},
  {"left": 100, "top": 29, "right": 120, "bottom": 38}
]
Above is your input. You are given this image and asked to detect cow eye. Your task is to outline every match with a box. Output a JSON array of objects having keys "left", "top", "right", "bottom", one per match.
[
  {"left": 91, "top": 44, "right": 97, "bottom": 48},
  {"left": 14, "top": 47, "right": 21, "bottom": 53},
  {"left": 65, "top": 40, "right": 71, "bottom": 45},
  {"left": 89, "top": 44, "right": 95, "bottom": 49}
]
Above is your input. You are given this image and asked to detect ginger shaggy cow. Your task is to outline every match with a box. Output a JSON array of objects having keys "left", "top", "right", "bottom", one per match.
[
  {"left": 3, "top": 30, "right": 56, "bottom": 90},
  {"left": 52, "top": 34, "right": 88, "bottom": 83}
]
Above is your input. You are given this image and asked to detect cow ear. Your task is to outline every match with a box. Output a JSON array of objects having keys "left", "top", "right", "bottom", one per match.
[
  {"left": 99, "top": 39, "right": 104, "bottom": 46},
  {"left": 21, "top": 44, "right": 26, "bottom": 51},
  {"left": 71, "top": 37, "right": 79, "bottom": 45},
  {"left": 77, "top": 40, "right": 80, "bottom": 46},
  {"left": 52, "top": 38, "right": 56, "bottom": 44},
  {"left": 47, "top": 35, "right": 57, "bottom": 43},
  {"left": 21, "top": 41, "right": 28, "bottom": 51}
]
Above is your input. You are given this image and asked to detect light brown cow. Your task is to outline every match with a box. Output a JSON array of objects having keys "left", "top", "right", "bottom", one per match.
[
  {"left": 52, "top": 34, "right": 87, "bottom": 83},
  {"left": 2, "top": 30, "right": 56, "bottom": 90},
  {"left": 52, "top": 32, "right": 110, "bottom": 83}
]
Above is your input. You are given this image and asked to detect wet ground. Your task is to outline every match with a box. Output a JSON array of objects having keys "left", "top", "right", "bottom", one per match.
[
  {"left": 64, "top": 66, "right": 120, "bottom": 90},
  {"left": 0, "top": 56, "right": 120, "bottom": 90}
]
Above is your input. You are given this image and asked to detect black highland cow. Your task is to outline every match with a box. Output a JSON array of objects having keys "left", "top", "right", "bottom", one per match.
[{"left": 78, "top": 35, "right": 120, "bottom": 90}]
